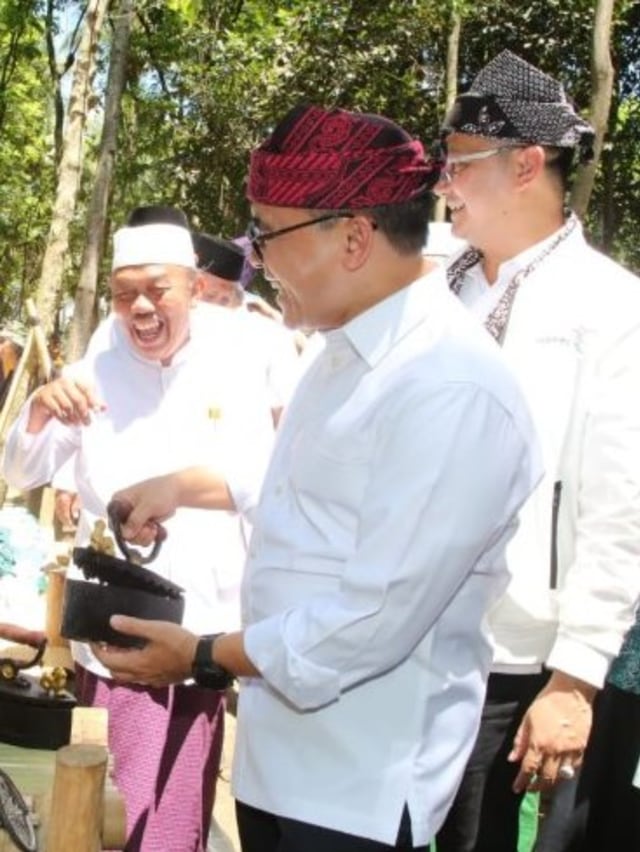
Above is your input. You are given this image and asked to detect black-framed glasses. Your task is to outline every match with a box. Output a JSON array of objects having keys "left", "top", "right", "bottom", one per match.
[{"left": 246, "top": 213, "right": 354, "bottom": 263}]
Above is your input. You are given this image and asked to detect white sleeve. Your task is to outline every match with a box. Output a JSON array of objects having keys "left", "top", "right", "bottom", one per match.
[
  {"left": 2, "top": 399, "right": 80, "bottom": 491},
  {"left": 216, "top": 374, "right": 275, "bottom": 519},
  {"left": 547, "top": 323, "right": 640, "bottom": 686},
  {"left": 50, "top": 453, "right": 79, "bottom": 492}
]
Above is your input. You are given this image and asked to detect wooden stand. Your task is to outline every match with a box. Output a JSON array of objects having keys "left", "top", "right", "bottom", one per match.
[
  {"left": 0, "top": 568, "right": 126, "bottom": 850},
  {"left": 0, "top": 710, "right": 126, "bottom": 851},
  {"left": 44, "top": 744, "right": 107, "bottom": 852}
]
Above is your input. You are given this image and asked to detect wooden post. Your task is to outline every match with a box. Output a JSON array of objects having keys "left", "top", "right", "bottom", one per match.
[
  {"left": 45, "top": 744, "right": 107, "bottom": 852},
  {"left": 69, "top": 708, "right": 127, "bottom": 850},
  {"left": 45, "top": 565, "right": 69, "bottom": 649},
  {"left": 101, "top": 790, "right": 127, "bottom": 850}
]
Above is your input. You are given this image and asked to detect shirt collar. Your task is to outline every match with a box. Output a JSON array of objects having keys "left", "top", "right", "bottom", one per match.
[
  {"left": 493, "top": 216, "right": 583, "bottom": 285},
  {"left": 328, "top": 265, "right": 448, "bottom": 369}
]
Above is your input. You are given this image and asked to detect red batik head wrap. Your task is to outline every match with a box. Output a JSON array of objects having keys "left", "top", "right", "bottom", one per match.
[{"left": 247, "top": 105, "right": 441, "bottom": 209}]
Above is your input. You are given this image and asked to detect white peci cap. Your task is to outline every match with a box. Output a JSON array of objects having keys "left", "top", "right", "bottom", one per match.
[{"left": 112, "top": 223, "right": 196, "bottom": 271}]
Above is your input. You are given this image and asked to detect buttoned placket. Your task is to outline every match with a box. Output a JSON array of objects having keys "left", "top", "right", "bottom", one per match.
[{"left": 243, "top": 332, "right": 353, "bottom": 589}]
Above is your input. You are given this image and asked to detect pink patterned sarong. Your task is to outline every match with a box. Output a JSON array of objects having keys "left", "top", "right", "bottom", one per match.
[{"left": 75, "top": 665, "right": 225, "bottom": 852}]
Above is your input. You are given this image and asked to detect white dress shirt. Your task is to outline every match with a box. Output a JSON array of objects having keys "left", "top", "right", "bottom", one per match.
[
  {"left": 450, "top": 223, "right": 640, "bottom": 685},
  {"left": 3, "top": 307, "right": 274, "bottom": 674},
  {"left": 231, "top": 267, "right": 542, "bottom": 845}
]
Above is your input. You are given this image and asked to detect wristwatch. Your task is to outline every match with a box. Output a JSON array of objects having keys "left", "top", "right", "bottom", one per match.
[{"left": 191, "top": 633, "right": 234, "bottom": 690}]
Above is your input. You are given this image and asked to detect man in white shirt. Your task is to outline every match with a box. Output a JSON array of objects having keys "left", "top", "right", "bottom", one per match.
[
  {"left": 433, "top": 50, "right": 640, "bottom": 852},
  {"left": 91, "top": 104, "right": 541, "bottom": 851},
  {"left": 2, "top": 213, "right": 274, "bottom": 852},
  {"left": 192, "top": 231, "right": 301, "bottom": 425}
]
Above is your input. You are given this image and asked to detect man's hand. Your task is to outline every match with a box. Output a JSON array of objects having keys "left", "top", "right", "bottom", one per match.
[
  {"left": 28, "top": 375, "right": 106, "bottom": 433},
  {"left": 110, "top": 474, "right": 180, "bottom": 547},
  {"left": 510, "top": 671, "right": 596, "bottom": 792},
  {"left": 54, "top": 489, "right": 81, "bottom": 529},
  {"left": 91, "top": 616, "right": 198, "bottom": 688}
]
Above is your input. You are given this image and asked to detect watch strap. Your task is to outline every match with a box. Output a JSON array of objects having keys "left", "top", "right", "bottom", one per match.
[{"left": 191, "top": 633, "right": 234, "bottom": 691}]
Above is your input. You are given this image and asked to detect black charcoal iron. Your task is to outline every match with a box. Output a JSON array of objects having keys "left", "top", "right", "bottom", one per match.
[
  {"left": 0, "top": 625, "right": 75, "bottom": 751},
  {"left": 60, "top": 502, "right": 184, "bottom": 648}
]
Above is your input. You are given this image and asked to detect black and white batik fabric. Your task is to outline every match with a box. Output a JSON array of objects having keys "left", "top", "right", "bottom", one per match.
[{"left": 442, "top": 49, "right": 594, "bottom": 161}]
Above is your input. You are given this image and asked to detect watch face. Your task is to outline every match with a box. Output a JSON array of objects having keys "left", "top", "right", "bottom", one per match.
[{"left": 0, "top": 769, "right": 37, "bottom": 852}]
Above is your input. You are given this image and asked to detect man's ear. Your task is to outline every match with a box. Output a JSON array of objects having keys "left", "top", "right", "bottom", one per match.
[
  {"left": 342, "top": 216, "right": 376, "bottom": 271},
  {"left": 514, "top": 145, "right": 546, "bottom": 189},
  {"left": 192, "top": 271, "right": 204, "bottom": 302}
]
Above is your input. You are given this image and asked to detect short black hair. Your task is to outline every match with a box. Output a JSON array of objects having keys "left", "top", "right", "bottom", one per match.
[
  {"left": 317, "top": 195, "right": 434, "bottom": 255},
  {"left": 364, "top": 196, "right": 434, "bottom": 254},
  {"left": 544, "top": 146, "right": 576, "bottom": 194}
]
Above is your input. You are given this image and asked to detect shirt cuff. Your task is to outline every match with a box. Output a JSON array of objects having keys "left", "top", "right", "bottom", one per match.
[
  {"left": 223, "top": 465, "right": 258, "bottom": 517},
  {"left": 546, "top": 636, "right": 612, "bottom": 689},
  {"left": 244, "top": 614, "right": 341, "bottom": 710}
]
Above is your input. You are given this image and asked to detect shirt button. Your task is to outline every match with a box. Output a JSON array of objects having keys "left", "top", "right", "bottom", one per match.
[{"left": 274, "top": 484, "right": 283, "bottom": 496}]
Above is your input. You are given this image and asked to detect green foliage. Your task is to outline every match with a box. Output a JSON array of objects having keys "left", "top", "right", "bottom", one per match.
[
  {"left": 0, "top": 0, "right": 639, "bottom": 327},
  {"left": 113, "top": 0, "right": 448, "bottom": 239},
  {"left": 0, "top": 0, "right": 55, "bottom": 319}
]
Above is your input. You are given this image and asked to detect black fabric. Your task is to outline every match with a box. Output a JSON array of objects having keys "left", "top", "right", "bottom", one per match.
[
  {"left": 560, "top": 684, "right": 640, "bottom": 852},
  {"left": 127, "top": 205, "right": 189, "bottom": 228},
  {"left": 434, "top": 671, "right": 549, "bottom": 852},
  {"left": 236, "top": 801, "right": 425, "bottom": 852},
  {"left": 191, "top": 231, "right": 246, "bottom": 281}
]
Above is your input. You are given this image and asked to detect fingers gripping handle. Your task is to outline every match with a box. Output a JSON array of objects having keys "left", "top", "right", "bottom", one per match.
[{"left": 106, "top": 500, "right": 166, "bottom": 565}]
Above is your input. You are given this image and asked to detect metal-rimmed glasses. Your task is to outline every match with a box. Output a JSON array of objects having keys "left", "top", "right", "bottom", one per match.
[
  {"left": 440, "top": 145, "right": 524, "bottom": 182},
  {"left": 246, "top": 213, "right": 354, "bottom": 263}
]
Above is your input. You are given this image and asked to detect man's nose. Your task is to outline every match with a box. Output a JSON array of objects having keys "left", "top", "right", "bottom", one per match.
[
  {"left": 130, "top": 292, "right": 155, "bottom": 311},
  {"left": 433, "top": 171, "right": 451, "bottom": 197}
]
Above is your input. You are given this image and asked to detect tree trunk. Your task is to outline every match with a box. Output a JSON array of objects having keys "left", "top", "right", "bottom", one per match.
[
  {"left": 67, "top": 0, "right": 134, "bottom": 362},
  {"left": 0, "top": 1, "right": 110, "bottom": 505},
  {"left": 45, "top": 0, "right": 65, "bottom": 166},
  {"left": 569, "top": 0, "right": 615, "bottom": 218},
  {"left": 34, "top": 0, "right": 111, "bottom": 344},
  {"left": 434, "top": 6, "right": 461, "bottom": 222}
]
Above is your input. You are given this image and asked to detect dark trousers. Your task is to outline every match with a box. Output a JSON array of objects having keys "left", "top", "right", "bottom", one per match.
[
  {"left": 533, "top": 683, "right": 640, "bottom": 852},
  {"left": 533, "top": 774, "right": 579, "bottom": 851},
  {"left": 236, "top": 800, "right": 428, "bottom": 852},
  {"left": 567, "top": 683, "right": 640, "bottom": 851},
  {"left": 433, "top": 672, "right": 549, "bottom": 852}
]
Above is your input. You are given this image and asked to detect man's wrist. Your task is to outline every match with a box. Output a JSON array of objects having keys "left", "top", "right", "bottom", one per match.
[
  {"left": 191, "top": 633, "right": 234, "bottom": 690},
  {"left": 27, "top": 400, "right": 52, "bottom": 434},
  {"left": 546, "top": 670, "right": 597, "bottom": 703}
]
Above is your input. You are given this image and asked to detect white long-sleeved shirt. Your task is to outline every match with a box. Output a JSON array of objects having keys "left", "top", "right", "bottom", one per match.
[
  {"left": 452, "top": 221, "right": 640, "bottom": 685},
  {"left": 3, "top": 307, "right": 274, "bottom": 673},
  {"left": 237, "top": 306, "right": 302, "bottom": 411},
  {"left": 232, "top": 268, "right": 542, "bottom": 845}
]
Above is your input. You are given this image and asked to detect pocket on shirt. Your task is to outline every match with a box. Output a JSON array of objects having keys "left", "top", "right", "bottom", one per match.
[{"left": 290, "top": 442, "right": 369, "bottom": 509}]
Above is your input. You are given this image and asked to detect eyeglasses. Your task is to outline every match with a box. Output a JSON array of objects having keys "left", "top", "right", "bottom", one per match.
[
  {"left": 440, "top": 146, "right": 523, "bottom": 182},
  {"left": 246, "top": 213, "right": 354, "bottom": 263}
]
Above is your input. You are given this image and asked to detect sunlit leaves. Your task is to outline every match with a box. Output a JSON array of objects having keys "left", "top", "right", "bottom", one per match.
[{"left": 1, "top": 0, "right": 640, "bottom": 326}]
